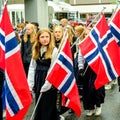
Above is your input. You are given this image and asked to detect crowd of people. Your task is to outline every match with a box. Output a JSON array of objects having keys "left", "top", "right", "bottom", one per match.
[{"left": 1, "top": 18, "right": 119, "bottom": 120}]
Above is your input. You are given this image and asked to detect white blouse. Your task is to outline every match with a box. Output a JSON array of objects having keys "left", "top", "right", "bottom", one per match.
[
  {"left": 27, "top": 47, "right": 58, "bottom": 91},
  {"left": 78, "top": 47, "right": 85, "bottom": 70}
]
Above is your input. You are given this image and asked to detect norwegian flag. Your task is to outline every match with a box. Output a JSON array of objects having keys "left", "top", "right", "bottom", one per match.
[
  {"left": 109, "top": 9, "right": 120, "bottom": 45},
  {"left": 46, "top": 35, "right": 81, "bottom": 117},
  {"left": 79, "top": 14, "right": 120, "bottom": 89},
  {"left": 0, "top": 4, "right": 32, "bottom": 120}
]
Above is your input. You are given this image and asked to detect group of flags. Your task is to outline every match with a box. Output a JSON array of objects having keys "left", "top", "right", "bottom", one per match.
[
  {"left": 80, "top": 10, "right": 120, "bottom": 89},
  {"left": 46, "top": 9, "right": 120, "bottom": 116},
  {"left": 1, "top": 2, "right": 120, "bottom": 119},
  {"left": 80, "top": 11, "right": 120, "bottom": 89},
  {"left": 0, "top": 4, "right": 32, "bottom": 120},
  {"left": 46, "top": 35, "right": 82, "bottom": 116}
]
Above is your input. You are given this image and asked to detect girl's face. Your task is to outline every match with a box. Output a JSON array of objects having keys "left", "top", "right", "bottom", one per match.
[
  {"left": 17, "top": 26, "right": 22, "bottom": 32},
  {"left": 54, "top": 28, "right": 63, "bottom": 40},
  {"left": 84, "top": 29, "right": 91, "bottom": 38},
  {"left": 39, "top": 32, "right": 50, "bottom": 46},
  {"left": 25, "top": 25, "right": 33, "bottom": 35},
  {"left": 75, "top": 30, "right": 79, "bottom": 37}
]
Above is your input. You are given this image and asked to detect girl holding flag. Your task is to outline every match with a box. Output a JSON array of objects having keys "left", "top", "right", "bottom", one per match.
[
  {"left": 27, "top": 28, "right": 64, "bottom": 120},
  {"left": 78, "top": 27, "right": 105, "bottom": 116}
]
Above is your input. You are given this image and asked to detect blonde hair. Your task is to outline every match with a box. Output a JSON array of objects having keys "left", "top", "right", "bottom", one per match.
[
  {"left": 53, "top": 25, "right": 63, "bottom": 34},
  {"left": 17, "top": 23, "right": 25, "bottom": 30},
  {"left": 75, "top": 25, "right": 85, "bottom": 40},
  {"left": 15, "top": 32, "right": 21, "bottom": 44},
  {"left": 53, "top": 26, "right": 63, "bottom": 39},
  {"left": 23, "top": 23, "right": 36, "bottom": 43},
  {"left": 83, "top": 27, "right": 91, "bottom": 39},
  {"left": 67, "top": 27, "right": 75, "bottom": 44},
  {"left": 60, "top": 18, "right": 68, "bottom": 27},
  {"left": 60, "top": 18, "right": 68, "bottom": 22},
  {"left": 32, "top": 28, "right": 54, "bottom": 60}
]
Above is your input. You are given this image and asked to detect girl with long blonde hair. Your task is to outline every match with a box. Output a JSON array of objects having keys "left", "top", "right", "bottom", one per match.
[
  {"left": 32, "top": 28, "right": 54, "bottom": 60},
  {"left": 21, "top": 23, "right": 36, "bottom": 76},
  {"left": 28, "top": 28, "right": 59, "bottom": 120}
]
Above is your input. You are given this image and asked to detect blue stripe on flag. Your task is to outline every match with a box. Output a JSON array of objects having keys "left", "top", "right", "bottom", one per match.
[
  {"left": 0, "top": 34, "right": 5, "bottom": 46},
  {"left": 6, "top": 37, "right": 18, "bottom": 53},
  {"left": 86, "top": 29, "right": 116, "bottom": 80},
  {"left": 58, "top": 54, "right": 74, "bottom": 94},
  {"left": 110, "top": 25, "right": 120, "bottom": 46},
  {"left": 5, "top": 82, "right": 20, "bottom": 114}
]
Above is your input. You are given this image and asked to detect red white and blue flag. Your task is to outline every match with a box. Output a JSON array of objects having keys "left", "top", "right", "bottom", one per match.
[
  {"left": 109, "top": 9, "right": 120, "bottom": 46},
  {"left": 0, "top": 4, "right": 32, "bottom": 120},
  {"left": 79, "top": 14, "right": 120, "bottom": 89},
  {"left": 46, "top": 35, "right": 81, "bottom": 117}
]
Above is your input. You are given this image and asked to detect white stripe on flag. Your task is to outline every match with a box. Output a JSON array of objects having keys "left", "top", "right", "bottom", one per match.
[
  {"left": 5, "top": 71, "right": 23, "bottom": 111},
  {"left": 0, "top": 28, "right": 5, "bottom": 51}
]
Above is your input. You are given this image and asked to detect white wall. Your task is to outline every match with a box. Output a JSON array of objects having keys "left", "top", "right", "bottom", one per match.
[{"left": 71, "top": 4, "right": 119, "bottom": 13}]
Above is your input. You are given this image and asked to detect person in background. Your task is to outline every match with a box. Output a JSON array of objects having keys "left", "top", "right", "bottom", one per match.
[
  {"left": 53, "top": 25, "right": 63, "bottom": 49},
  {"left": 21, "top": 23, "right": 36, "bottom": 76},
  {"left": 83, "top": 27, "right": 92, "bottom": 38},
  {"left": 48, "top": 23, "right": 54, "bottom": 32},
  {"left": 78, "top": 27, "right": 105, "bottom": 116},
  {"left": 31, "top": 22, "right": 40, "bottom": 32},
  {"left": 52, "top": 19, "right": 60, "bottom": 30},
  {"left": 27, "top": 28, "right": 64, "bottom": 120},
  {"left": 53, "top": 25, "right": 67, "bottom": 118},
  {"left": 15, "top": 31, "right": 21, "bottom": 46},
  {"left": 60, "top": 18, "right": 68, "bottom": 28},
  {"left": 16, "top": 23, "right": 25, "bottom": 39},
  {"left": 74, "top": 25, "right": 85, "bottom": 40},
  {"left": 73, "top": 25, "right": 85, "bottom": 97}
]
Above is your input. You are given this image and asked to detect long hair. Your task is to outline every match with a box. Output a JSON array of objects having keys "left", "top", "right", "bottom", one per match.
[
  {"left": 53, "top": 25, "right": 63, "bottom": 42},
  {"left": 67, "top": 26, "right": 75, "bottom": 44},
  {"left": 75, "top": 25, "right": 85, "bottom": 41},
  {"left": 23, "top": 23, "right": 36, "bottom": 43},
  {"left": 32, "top": 28, "right": 55, "bottom": 60}
]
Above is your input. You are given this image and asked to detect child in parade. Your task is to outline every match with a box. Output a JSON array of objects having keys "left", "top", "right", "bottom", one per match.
[
  {"left": 78, "top": 27, "right": 105, "bottom": 116},
  {"left": 21, "top": 23, "right": 36, "bottom": 76},
  {"left": 53, "top": 25, "right": 68, "bottom": 117},
  {"left": 53, "top": 25, "right": 63, "bottom": 49},
  {"left": 27, "top": 28, "right": 64, "bottom": 120}
]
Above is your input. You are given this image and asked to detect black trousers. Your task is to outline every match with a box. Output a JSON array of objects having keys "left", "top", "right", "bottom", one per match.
[
  {"left": 0, "top": 69, "right": 4, "bottom": 120},
  {"left": 34, "top": 88, "right": 59, "bottom": 120},
  {"left": 23, "top": 62, "right": 30, "bottom": 76}
]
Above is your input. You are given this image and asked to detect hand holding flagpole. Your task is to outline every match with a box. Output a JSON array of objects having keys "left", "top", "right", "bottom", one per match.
[
  {"left": 29, "top": 26, "right": 70, "bottom": 120},
  {"left": 29, "top": 6, "right": 107, "bottom": 120}
]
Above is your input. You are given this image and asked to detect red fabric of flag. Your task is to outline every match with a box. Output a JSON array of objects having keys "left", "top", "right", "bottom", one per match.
[
  {"left": 0, "top": 4, "right": 32, "bottom": 120},
  {"left": 79, "top": 14, "right": 120, "bottom": 89},
  {"left": 46, "top": 37, "right": 82, "bottom": 117}
]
